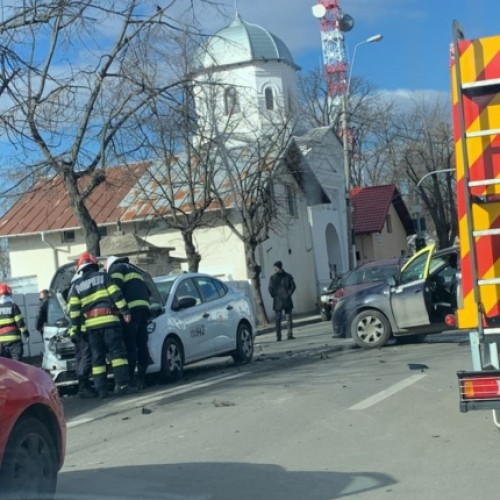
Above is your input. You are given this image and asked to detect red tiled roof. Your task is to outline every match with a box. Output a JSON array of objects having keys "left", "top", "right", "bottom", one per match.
[
  {"left": 351, "top": 184, "right": 407, "bottom": 234},
  {"left": 0, "top": 163, "right": 149, "bottom": 236}
]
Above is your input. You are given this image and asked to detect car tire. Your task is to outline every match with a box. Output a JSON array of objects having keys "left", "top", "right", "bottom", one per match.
[
  {"left": 161, "top": 337, "right": 184, "bottom": 382},
  {"left": 231, "top": 323, "right": 254, "bottom": 364},
  {"left": 0, "top": 416, "right": 58, "bottom": 500},
  {"left": 350, "top": 309, "right": 392, "bottom": 349}
]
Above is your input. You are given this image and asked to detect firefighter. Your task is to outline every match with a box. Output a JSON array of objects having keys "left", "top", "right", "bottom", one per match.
[
  {"left": 68, "top": 252, "right": 137, "bottom": 399},
  {"left": 107, "top": 256, "right": 152, "bottom": 389},
  {"left": 0, "top": 283, "right": 29, "bottom": 361},
  {"left": 66, "top": 271, "right": 96, "bottom": 399}
]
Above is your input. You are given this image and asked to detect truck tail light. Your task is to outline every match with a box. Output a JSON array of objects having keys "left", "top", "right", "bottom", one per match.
[
  {"left": 458, "top": 371, "right": 500, "bottom": 412},
  {"left": 445, "top": 314, "right": 456, "bottom": 326}
]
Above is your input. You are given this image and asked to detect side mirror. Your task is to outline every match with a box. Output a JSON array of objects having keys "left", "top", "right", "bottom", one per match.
[
  {"left": 387, "top": 276, "right": 396, "bottom": 287},
  {"left": 176, "top": 296, "right": 197, "bottom": 310}
]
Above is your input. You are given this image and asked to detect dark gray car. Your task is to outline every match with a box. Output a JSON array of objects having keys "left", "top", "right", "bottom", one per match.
[{"left": 332, "top": 245, "right": 459, "bottom": 348}]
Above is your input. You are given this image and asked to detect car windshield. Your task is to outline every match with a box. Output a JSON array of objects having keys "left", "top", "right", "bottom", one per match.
[
  {"left": 344, "top": 264, "right": 399, "bottom": 286},
  {"left": 155, "top": 280, "right": 175, "bottom": 304}
]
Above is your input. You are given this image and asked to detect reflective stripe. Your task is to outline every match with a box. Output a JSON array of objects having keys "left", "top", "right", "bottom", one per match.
[
  {"left": 123, "top": 272, "right": 144, "bottom": 283},
  {"left": 128, "top": 299, "right": 150, "bottom": 309},
  {"left": 85, "top": 315, "right": 120, "bottom": 329},
  {"left": 0, "top": 325, "right": 17, "bottom": 334},
  {"left": 111, "top": 358, "right": 128, "bottom": 368},
  {"left": 92, "top": 365, "right": 107, "bottom": 375},
  {"left": 80, "top": 289, "right": 112, "bottom": 307},
  {"left": 0, "top": 318, "right": 15, "bottom": 326},
  {"left": 0, "top": 335, "right": 22, "bottom": 342}
]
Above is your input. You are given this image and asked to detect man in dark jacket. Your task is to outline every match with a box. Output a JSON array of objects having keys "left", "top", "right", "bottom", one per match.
[
  {"left": 35, "top": 289, "right": 49, "bottom": 338},
  {"left": 268, "top": 261, "right": 296, "bottom": 342},
  {"left": 107, "top": 256, "right": 151, "bottom": 389}
]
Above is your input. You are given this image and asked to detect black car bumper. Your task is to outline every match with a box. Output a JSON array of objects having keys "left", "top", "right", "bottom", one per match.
[{"left": 332, "top": 300, "right": 347, "bottom": 337}]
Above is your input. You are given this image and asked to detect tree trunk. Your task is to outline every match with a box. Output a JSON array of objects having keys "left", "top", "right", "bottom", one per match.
[
  {"left": 62, "top": 174, "right": 101, "bottom": 256},
  {"left": 245, "top": 242, "right": 268, "bottom": 326},
  {"left": 182, "top": 229, "right": 201, "bottom": 272}
]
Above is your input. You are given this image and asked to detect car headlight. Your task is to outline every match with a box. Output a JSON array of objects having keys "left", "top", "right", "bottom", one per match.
[
  {"left": 48, "top": 335, "right": 75, "bottom": 359},
  {"left": 320, "top": 295, "right": 330, "bottom": 303}
]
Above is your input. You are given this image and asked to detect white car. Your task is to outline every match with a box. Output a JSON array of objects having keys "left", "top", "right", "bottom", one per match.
[
  {"left": 149, "top": 273, "right": 256, "bottom": 381},
  {"left": 42, "top": 264, "right": 256, "bottom": 387}
]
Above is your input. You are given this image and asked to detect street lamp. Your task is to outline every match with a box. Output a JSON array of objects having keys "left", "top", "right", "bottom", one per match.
[{"left": 342, "top": 34, "right": 383, "bottom": 270}]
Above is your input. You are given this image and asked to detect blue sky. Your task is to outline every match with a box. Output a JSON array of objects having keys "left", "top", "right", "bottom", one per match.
[{"left": 222, "top": 0, "right": 500, "bottom": 94}]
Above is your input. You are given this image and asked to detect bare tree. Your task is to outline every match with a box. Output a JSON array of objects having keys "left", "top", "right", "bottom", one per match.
[
  {"left": 115, "top": 29, "right": 243, "bottom": 272},
  {"left": 297, "top": 69, "right": 395, "bottom": 188},
  {"left": 395, "top": 97, "right": 457, "bottom": 248},
  {"left": 209, "top": 107, "right": 298, "bottom": 325},
  {"left": 0, "top": 1, "right": 225, "bottom": 255}
]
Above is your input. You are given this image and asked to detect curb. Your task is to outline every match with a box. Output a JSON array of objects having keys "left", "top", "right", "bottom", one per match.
[{"left": 256, "top": 314, "right": 323, "bottom": 336}]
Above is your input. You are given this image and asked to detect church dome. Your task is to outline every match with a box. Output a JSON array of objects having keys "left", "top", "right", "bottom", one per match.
[{"left": 194, "top": 14, "right": 298, "bottom": 71}]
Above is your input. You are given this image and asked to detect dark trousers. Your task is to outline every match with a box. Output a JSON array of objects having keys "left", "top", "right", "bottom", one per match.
[
  {"left": 75, "top": 339, "right": 92, "bottom": 382},
  {"left": 122, "top": 308, "right": 151, "bottom": 379},
  {"left": 275, "top": 309, "right": 293, "bottom": 339},
  {"left": 0, "top": 340, "right": 23, "bottom": 361},
  {"left": 88, "top": 326, "right": 129, "bottom": 392}
]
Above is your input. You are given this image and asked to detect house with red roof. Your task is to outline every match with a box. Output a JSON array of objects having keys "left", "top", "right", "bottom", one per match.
[{"left": 351, "top": 184, "right": 415, "bottom": 263}]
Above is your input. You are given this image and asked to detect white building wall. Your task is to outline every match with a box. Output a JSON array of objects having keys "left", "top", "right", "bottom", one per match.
[{"left": 8, "top": 232, "right": 87, "bottom": 290}]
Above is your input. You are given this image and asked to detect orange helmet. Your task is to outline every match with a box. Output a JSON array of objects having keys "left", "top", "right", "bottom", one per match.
[
  {"left": 76, "top": 251, "right": 98, "bottom": 272},
  {"left": 0, "top": 283, "right": 12, "bottom": 296}
]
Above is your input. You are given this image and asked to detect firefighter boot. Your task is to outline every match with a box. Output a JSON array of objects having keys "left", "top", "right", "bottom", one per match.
[
  {"left": 114, "top": 384, "right": 139, "bottom": 396},
  {"left": 136, "top": 366, "right": 147, "bottom": 390},
  {"left": 78, "top": 379, "right": 97, "bottom": 399}
]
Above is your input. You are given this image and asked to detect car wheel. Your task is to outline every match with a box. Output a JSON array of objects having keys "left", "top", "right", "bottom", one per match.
[
  {"left": 0, "top": 416, "right": 58, "bottom": 500},
  {"left": 231, "top": 323, "right": 254, "bottom": 364},
  {"left": 350, "top": 309, "right": 392, "bottom": 349},
  {"left": 161, "top": 337, "right": 184, "bottom": 382}
]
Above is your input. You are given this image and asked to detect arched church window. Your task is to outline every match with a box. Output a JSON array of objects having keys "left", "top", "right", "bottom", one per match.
[
  {"left": 265, "top": 87, "right": 274, "bottom": 110},
  {"left": 224, "top": 86, "right": 239, "bottom": 115}
]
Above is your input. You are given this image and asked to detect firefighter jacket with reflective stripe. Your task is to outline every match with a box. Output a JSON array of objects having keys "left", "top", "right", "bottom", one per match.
[
  {"left": 0, "top": 298, "right": 28, "bottom": 343},
  {"left": 68, "top": 269, "right": 130, "bottom": 336},
  {"left": 109, "top": 261, "right": 151, "bottom": 312}
]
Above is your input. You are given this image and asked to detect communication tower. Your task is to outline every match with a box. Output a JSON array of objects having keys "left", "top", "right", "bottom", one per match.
[{"left": 312, "top": 0, "right": 354, "bottom": 104}]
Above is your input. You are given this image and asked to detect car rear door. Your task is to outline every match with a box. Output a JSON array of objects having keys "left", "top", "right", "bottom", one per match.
[
  {"left": 194, "top": 276, "right": 235, "bottom": 353},
  {"left": 390, "top": 245, "right": 434, "bottom": 329}
]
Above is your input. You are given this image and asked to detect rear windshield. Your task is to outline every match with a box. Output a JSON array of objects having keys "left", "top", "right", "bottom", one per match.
[{"left": 344, "top": 264, "right": 399, "bottom": 286}]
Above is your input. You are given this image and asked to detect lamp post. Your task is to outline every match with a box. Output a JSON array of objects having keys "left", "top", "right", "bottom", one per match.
[{"left": 342, "top": 34, "right": 383, "bottom": 270}]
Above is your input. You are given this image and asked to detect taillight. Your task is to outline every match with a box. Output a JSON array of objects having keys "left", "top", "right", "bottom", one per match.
[
  {"left": 462, "top": 378, "right": 500, "bottom": 399},
  {"left": 445, "top": 314, "right": 456, "bottom": 326},
  {"left": 458, "top": 371, "right": 500, "bottom": 412}
]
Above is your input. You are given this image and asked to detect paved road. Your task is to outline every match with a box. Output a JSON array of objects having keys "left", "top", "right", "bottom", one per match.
[{"left": 56, "top": 324, "right": 499, "bottom": 500}]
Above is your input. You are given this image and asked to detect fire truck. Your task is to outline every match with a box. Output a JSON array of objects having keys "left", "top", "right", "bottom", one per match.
[{"left": 452, "top": 21, "right": 500, "bottom": 426}]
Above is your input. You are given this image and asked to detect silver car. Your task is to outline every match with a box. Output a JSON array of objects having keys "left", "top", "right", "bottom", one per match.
[{"left": 149, "top": 273, "right": 256, "bottom": 381}]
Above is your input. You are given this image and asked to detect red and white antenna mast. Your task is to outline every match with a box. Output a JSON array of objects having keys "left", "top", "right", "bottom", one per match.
[{"left": 312, "top": 1, "right": 354, "bottom": 104}]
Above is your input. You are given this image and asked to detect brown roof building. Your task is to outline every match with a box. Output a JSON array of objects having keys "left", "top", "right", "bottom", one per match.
[{"left": 350, "top": 184, "right": 415, "bottom": 263}]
